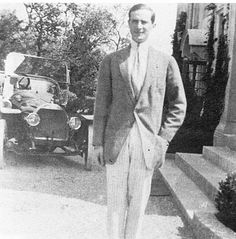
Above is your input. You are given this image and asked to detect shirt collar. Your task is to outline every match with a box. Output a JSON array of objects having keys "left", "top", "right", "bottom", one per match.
[{"left": 131, "top": 39, "right": 150, "bottom": 52}]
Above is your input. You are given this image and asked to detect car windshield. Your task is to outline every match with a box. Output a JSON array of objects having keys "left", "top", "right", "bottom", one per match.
[
  {"left": 26, "top": 78, "right": 59, "bottom": 96},
  {"left": 5, "top": 53, "right": 67, "bottom": 84}
]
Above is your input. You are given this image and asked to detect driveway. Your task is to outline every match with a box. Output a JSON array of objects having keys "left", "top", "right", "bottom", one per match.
[{"left": 0, "top": 153, "right": 195, "bottom": 239}]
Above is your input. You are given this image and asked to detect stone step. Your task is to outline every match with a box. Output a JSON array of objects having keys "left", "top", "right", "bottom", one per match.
[
  {"left": 175, "top": 153, "right": 227, "bottom": 201},
  {"left": 159, "top": 160, "right": 216, "bottom": 222},
  {"left": 159, "top": 159, "right": 236, "bottom": 239},
  {"left": 203, "top": 146, "right": 236, "bottom": 173}
]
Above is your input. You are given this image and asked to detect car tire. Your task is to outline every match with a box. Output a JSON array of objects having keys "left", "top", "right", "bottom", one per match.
[{"left": 0, "top": 119, "right": 7, "bottom": 169}]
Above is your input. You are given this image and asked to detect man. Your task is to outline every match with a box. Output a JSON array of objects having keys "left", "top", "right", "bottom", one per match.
[{"left": 93, "top": 4, "right": 186, "bottom": 239}]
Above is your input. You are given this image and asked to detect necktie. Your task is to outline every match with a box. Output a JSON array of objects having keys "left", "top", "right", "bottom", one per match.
[{"left": 131, "top": 45, "right": 141, "bottom": 99}]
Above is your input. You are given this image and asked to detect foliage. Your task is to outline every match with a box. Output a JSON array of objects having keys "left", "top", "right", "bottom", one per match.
[
  {"left": 108, "top": 4, "right": 130, "bottom": 50},
  {"left": 0, "top": 3, "right": 129, "bottom": 114},
  {"left": 215, "top": 172, "right": 236, "bottom": 232},
  {"left": 172, "top": 11, "right": 202, "bottom": 129},
  {"left": 24, "top": 3, "right": 65, "bottom": 56},
  {"left": 59, "top": 4, "right": 119, "bottom": 114},
  {"left": 203, "top": 4, "right": 216, "bottom": 86},
  {"left": 201, "top": 4, "right": 229, "bottom": 131},
  {"left": 172, "top": 11, "right": 187, "bottom": 72},
  {"left": 0, "top": 10, "right": 25, "bottom": 70},
  {"left": 171, "top": 3, "right": 229, "bottom": 153}
]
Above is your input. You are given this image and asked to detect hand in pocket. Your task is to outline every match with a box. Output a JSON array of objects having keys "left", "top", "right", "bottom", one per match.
[{"left": 155, "top": 136, "right": 169, "bottom": 168}]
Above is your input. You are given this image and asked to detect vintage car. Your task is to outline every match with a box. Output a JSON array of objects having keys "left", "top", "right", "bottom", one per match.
[{"left": 0, "top": 52, "right": 89, "bottom": 169}]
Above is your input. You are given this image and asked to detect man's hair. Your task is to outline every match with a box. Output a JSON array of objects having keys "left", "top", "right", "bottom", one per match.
[{"left": 128, "top": 4, "right": 155, "bottom": 24}]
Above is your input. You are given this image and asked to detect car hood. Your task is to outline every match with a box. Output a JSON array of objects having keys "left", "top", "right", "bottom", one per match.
[{"left": 10, "top": 90, "right": 59, "bottom": 113}]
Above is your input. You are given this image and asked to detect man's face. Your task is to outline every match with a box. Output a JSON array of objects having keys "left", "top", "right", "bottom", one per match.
[{"left": 128, "top": 9, "right": 155, "bottom": 43}]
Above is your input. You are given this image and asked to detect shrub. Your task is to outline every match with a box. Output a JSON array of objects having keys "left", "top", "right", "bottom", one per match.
[{"left": 215, "top": 172, "right": 236, "bottom": 232}]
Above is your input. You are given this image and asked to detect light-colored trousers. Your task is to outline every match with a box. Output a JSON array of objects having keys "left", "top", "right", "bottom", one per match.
[{"left": 106, "top": 123, "right": 154, "bottom": 239}]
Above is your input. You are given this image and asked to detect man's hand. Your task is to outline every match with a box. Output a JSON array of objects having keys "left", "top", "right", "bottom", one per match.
[{"left": 93, "top": 146, "right": 105, "bottom": 166}]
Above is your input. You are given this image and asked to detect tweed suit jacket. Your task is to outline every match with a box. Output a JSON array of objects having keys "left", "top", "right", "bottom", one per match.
[{"left": 93, "top": 45, "right": 186, "bottom": 169}]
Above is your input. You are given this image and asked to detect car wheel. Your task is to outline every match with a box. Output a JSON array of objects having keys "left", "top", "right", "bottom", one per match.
[{"left": 0, "top": 119, "right": 7, "bottom": 169}]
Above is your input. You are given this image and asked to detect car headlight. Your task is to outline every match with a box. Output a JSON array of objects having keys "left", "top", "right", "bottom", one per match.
[
  {"left": 68, "top": 117, "right": 81, "bottom": 130},
  {"left": 1, "top": 99, "right": 12, "bottom": 108},
  {"left": 25, "top": 113, "right": 40, "bottom": 126}
]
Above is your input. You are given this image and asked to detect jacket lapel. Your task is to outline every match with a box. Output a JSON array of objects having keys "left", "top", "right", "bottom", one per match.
[{"left": 118, "top": 46, "right": 136, "bottom": 104}]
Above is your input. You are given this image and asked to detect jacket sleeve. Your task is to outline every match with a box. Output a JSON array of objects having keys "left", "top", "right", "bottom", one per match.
[
  {"left": 92, "top": 55, "right": 112, "bottom": 146},
  {"left": 159, "top": 56, "right": 187, "bottom": 142}
]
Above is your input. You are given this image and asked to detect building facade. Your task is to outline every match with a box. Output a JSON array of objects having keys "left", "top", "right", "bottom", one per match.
[{"left": 175, "top": 3, "right": 236, "bottom": 149}]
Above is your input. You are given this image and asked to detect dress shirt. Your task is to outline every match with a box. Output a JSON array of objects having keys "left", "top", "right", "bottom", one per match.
[{"left": 129, "top": 40, "right": 149, "bottom": 94}]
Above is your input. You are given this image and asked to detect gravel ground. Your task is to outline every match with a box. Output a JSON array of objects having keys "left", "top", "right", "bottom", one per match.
[{"left": 0, "top": 153, "right": 195, "bottom": 239}]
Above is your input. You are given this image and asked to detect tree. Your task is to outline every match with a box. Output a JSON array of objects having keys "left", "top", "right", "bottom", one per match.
[
  {"left": 24, "top": 3, "right": 65, "bottom": 56},
  {"left": 108, "top": 4, "right": 130, "bottom": 51},
  {"left": 0, "top": 3, "right": 130, "bottom": 114},
  {"left": 172, "top": 11, "right": 187, "bottom": 71},
  {"left": 61, "top": 4, "right": 127, "bottom": 113},
  {"left": 201, "top": 3, "right": 229, "bottom": 131},
  {"left": 0, "top": 10, "right": 25, "bottom": 70}
]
